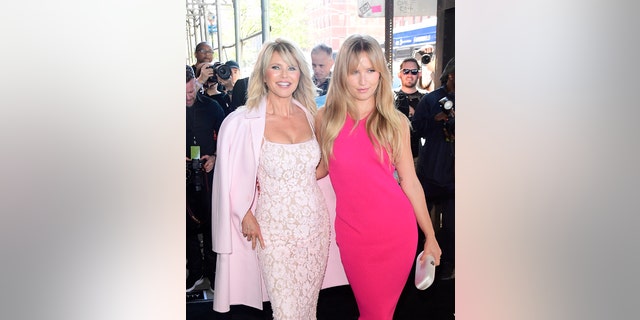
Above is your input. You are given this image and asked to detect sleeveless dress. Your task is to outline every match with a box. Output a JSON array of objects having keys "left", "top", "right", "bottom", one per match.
[
  {"left": 329, "top": 114, "right": 418, "bottom": 320},
  {"left": 255, "top": 137, "right": 331, "bottom": 320}
]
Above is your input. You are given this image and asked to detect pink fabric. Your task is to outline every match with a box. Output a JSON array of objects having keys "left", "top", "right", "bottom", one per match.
[
  {"left": 329, "top": 115, "right": 418, "bottom": 320},
  {"left": 211, "top": 97, "right": 348, "bottom": 313},
  {"left": 317, "top": 175, "right": 349, "bottom": 288}
]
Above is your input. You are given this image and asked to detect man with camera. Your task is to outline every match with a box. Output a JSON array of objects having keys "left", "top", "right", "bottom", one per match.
[
  {"left": 216, "top": 60, "right": 248, "bottom": 113},
  {"left": 412, "top": 57, "right": 455, "bottom": 281},
  {"left": 414, "top": 45, "right": 436, "bottom": 92},
  {"left": 186, "top": 65, "right": 225, "bottom": 292},
  {"left": 395, "top": 57, "right": 425, "bottom": 161},
  {"left": 192, "top": 42, "right": 214, "bottom": 88},
  {"left": 196, "top": 62, "right": 233, "bottom": 116}
]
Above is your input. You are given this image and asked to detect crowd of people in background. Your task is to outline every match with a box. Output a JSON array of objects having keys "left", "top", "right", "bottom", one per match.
[{"left": 185, "top": 35, "right": 455, "bottom": 319}]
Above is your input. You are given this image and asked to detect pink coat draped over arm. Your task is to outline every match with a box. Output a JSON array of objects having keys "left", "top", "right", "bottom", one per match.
[{"left": 211, "top": 97, "right": 348, "bottom": 313}]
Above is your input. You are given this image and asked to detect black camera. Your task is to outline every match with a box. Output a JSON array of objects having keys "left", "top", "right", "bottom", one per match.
[
  {"left": 206, "top": 62, "right": 232, "bottom": 83},
  {"left": 438, "top": 97, "right": 454, "bottom": 115},
  {"left": 395, "top": 91, "right": 410, "bottom": 117},
  {"left": 395, "top": 91, "right": 421, "bottom": 119},
  {"left": 421, "top": 53, "right": 432, "bottom": 65},
  {"left": 186, "top": 158, "right": 205, "bottom": 192},
  {"left": 415, "top": 49, "right": 433, "bottom": 65},
  {"left": 438, "top": 97, "right": 455, "bottom": 138}
]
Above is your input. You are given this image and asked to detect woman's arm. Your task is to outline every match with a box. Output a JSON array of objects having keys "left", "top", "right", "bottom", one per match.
[
  {"left": 316, "top": 160, "right": 328, "bottom": 180},
  {"left": 395, "top": 120, "right": 442, "bottom": 265},
  {"left": 315, "top": 107, "right": 329, "bottom": 180}
]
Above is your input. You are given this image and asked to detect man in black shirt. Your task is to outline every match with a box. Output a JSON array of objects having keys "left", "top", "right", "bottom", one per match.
[
  {"left": 185, "top": 65, "right": 225, "bottom": 292},
  {"left": 412, "top": 58, "right": 455, "bottom": 280},
  {"left": 217, "top": 60, "right": 248, "bottom": 112},
  {"left": 195, "top": 62, "right": 233, "bottom": 116},
  {"left": 190, "top": 42, "right": 213, "bottom": 76},
  {"left": 395, "top": 58, "right": 425, "bottom": 161}
]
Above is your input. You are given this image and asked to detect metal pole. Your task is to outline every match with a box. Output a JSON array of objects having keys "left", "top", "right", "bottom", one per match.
[
  {"left": 261, "top": 0, "right": 270, "bottom": 43},
  {"left": 199, "top": 4, "right": 206, "bottom": 44},
  {"left": 215, "top": 0, "right": 222, "bottom": 61},
  {"left": 233, "top": 0, "right": 240, "bottom": 62},
  {"left": 385, "top": 0, "right": 394, "bottom": 74},
  {"left": 189, "top": 9, "right": 198, "bottom": 56},
  {"left": 204, "top": 12, "right": 210, "bottom": 44}
]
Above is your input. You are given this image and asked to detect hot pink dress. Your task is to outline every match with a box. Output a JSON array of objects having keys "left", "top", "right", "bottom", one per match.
[{"left": 329, "top": 114, "right": 418, "bottom": 320}]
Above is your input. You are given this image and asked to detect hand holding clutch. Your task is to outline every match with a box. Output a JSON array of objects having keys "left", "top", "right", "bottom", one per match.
[{"left": 415, "top": 251, "right": 436, "bottom": 290}]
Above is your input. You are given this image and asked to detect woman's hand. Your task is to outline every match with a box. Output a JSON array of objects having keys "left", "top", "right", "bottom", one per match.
[
  {"left": 241, "top": 210, "right": 265, "bottom": 250},
  {"left": 421, "top": 235, "right": 442, "bottom": 266}
]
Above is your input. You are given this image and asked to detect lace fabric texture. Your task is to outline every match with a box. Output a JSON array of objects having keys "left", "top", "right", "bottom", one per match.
[{"left": 255, "top": 138, "right": 331, "bottom": 320}]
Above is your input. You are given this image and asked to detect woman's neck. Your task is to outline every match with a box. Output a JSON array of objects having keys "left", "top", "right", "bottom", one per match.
[
  {"left": 266, "top": 95, "right": 295, "bottom": 117},
  {"left": 353, "top": 99, "right": 375, "bottom": 120}
]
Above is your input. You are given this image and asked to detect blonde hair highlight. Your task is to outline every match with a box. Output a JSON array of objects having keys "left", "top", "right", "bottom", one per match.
[
  {"left": 245, "top": 38, "right": 317, "bottom": 115},
  {"left": 320, "top": 34, "right": 407, "bottom": 167}
]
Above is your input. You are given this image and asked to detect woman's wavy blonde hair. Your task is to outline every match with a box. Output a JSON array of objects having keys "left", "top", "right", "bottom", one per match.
[
  {"left": 244, "top": 38, "right": 317, "bottom": 115},
  {"left": 320, "top": 34, "right": 407, "bottom": 167}
]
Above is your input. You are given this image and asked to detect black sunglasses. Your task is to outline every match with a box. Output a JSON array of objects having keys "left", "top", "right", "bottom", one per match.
[{"left": 402, "top": 69, "right": 420, "bottom": 75}]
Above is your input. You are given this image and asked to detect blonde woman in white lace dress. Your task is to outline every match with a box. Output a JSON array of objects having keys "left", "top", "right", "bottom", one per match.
[{"left": 211, "top": 38, "right": 331, "bottom": 319}]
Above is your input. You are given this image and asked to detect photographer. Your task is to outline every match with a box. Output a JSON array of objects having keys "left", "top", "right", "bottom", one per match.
[
  {"left": 414, "top": 45, "right": 436, "bottom": 92},
  {"left": 197, "top": 62, "right": 233, "bottom": 116},
  {"left": 217, "top": 60, "right": 249, "bottom": 113},
  {"left": 394, "top": 57, "right": 425, "bottom": 161},
  {"left": 412, "top": 57, "right": 455, "bottom": 281},
  {"left": 186, "top": 65, "right": 225, "bottom": 292},
  {"left": 192, "top": 42, "right": 214, "bottom": 90}
]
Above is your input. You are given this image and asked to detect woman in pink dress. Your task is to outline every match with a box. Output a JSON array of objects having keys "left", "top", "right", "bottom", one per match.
[{"left": 315, "top": 34, "right": 442, "bottom": 320}]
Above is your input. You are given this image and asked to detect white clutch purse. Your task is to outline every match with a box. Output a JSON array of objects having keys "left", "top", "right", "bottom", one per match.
[{"left": 414, "top": 251, "right": 436, "bottom": 290}]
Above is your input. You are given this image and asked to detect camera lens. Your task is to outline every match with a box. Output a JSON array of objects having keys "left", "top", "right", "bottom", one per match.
[
  {"left": 216, "top": 65, "right": 232, "bottom": 80},
  {"left": 443, "top": 100, "right": 453, "bottom": 111},
  {"left": 421, "top": 54, "right": 432, "bottom": 65}
]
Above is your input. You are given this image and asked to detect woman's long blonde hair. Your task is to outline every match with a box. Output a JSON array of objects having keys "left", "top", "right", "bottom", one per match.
[
  {"left": 245, "top": 38, "right": 317, "bottom": 115},
  {"left": 320, "top": 34, "right": 407, "bottom": 167}
]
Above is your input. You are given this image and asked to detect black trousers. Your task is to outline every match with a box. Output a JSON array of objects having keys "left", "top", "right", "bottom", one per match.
[
  {"left": 423, "top": 183, "right": 455, "bottom": 265},
  {"left": 186, "top": 173, "right": 216, "bottom": 281}
]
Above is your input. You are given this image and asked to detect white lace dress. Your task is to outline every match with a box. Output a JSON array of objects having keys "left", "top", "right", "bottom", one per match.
[{"left": 255, "top": 138, "right": 331, "bottom": 320}]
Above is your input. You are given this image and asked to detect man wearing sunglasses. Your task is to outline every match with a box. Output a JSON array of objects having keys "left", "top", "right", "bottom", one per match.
[{"left": 395, "top": 58, "right": 425, "bottom": 161}]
